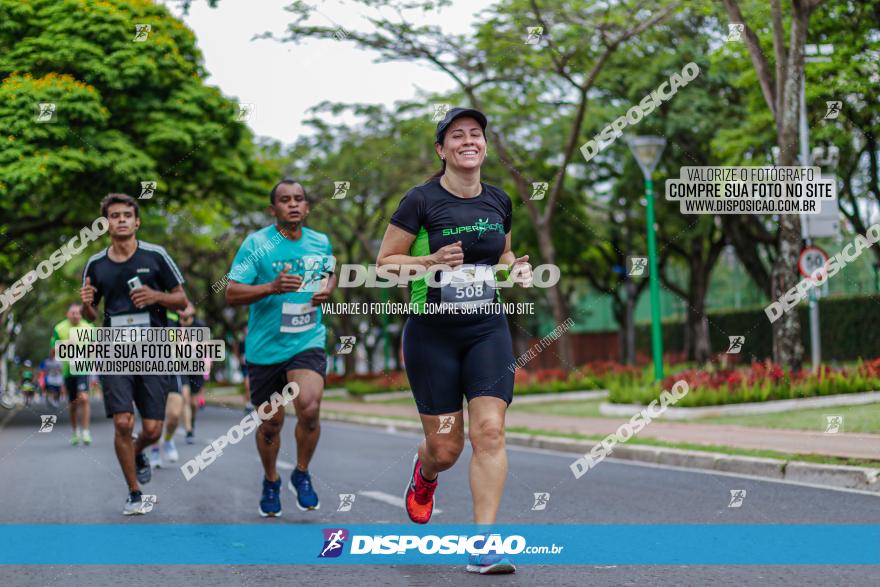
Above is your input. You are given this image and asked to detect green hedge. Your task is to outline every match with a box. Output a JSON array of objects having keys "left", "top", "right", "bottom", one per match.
[{"left": 635, "top": 295, "right": 880, "bottom": 362}]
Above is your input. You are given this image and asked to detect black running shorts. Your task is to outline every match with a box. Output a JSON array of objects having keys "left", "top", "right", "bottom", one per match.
[
  {"left": 165, "top": 374, "right": 183, "bottom": 395},
  {"left": 247, "top": 348, "right": 327, "bottom": 406},
  {"left": 64, "top": 375, "right": 89, "bottom": 403},
  {"left": 402, "top": 313, "right": 515, "bottom": 415},
  {"left": 187, "top": 375, "right": 205, "bottom": 394},
  {"left": 100, "top": 374, "right": 168, "bottom": 420}
]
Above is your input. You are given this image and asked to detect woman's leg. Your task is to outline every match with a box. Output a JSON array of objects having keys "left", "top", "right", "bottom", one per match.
[
  {"left": 181, "top": 383, "right": 192, "bottom": 433},
  {"left": 466, "top": 397, "right": 508, "bottom": 524},
  {"left": 417, "top": 411, "right": 465, "bottom": 479}
]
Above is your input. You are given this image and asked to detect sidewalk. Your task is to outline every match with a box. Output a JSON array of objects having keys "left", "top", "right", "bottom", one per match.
[
  {"left": 326, "top": 400, "right": 880, "bottom": 462},
  {"left": 206, "top": 389, "right": 880, "bottom": 462}
]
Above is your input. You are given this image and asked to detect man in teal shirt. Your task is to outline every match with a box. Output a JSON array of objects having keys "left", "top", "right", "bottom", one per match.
[{"left": 226, "top": 179, "right": 336, "bottom": 517}]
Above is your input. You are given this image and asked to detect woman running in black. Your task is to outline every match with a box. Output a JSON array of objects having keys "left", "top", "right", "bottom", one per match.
[{"left": 377, "top": 107, "right": 532, "bottom": 574}]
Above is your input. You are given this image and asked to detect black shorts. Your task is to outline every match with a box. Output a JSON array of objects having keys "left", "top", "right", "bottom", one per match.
[
  {"left": 403, "top": 313, "right": 515, "bottom": 415},
  {"left": 64, "top": 376, "right": 89, "bottom": 403},
  {"left": 46, "top": 384, "right": 61, "bottom": 394},
  {"left": 187, "top": 375, "right": 205, "bottom": 394},
  {"left": 165, "top": 374, "right": 183, "bottom": 395},
  {"left": 247, "top": 348, "right": 327, "bottom": 406},
  {"left": 100, "top": 374, "right": 168, "bottom": 420}
]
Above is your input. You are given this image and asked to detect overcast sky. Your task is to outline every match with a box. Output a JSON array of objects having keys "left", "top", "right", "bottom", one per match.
[{"left": 163, "top": 0, "right": 497, "bottom": 144}]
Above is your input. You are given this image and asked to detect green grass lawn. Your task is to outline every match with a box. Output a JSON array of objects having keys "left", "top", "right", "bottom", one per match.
[
  {"left": 692, "top": 402, "right": 880, "bottom": 434},
  {"left": 325, "top": 394, "right": 880, "bottom": 433},
  {"left": 320, "top": 408, "right": 880, "bottom": 469},
  {"left": 510, "top": 399, "right": 605, "bottom": 418}
]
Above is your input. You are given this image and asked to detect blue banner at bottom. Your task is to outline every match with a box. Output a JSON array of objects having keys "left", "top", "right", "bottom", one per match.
[{"left": 0, "top": 524, "right": 878, "bottom": 565}]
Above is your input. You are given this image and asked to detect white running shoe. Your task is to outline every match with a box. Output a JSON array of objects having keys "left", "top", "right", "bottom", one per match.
[
  {"left": 163, "top": 439, "right": 179, "bottom": 463},
  {"left": 149, "top": 446, "right": 162, "bottom": 469}
]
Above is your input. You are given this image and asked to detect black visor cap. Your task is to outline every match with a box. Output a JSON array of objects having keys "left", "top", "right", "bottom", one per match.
[{"left": 435, "top": 107, "right": 488, "bottom": 144}]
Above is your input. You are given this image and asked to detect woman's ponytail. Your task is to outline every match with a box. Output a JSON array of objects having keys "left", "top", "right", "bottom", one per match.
[{"left": 428, "top": 159, "right": 446, "bottom": 180}]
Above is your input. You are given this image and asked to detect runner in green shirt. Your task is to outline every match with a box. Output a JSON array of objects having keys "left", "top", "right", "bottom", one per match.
[{"left": 50, "top": 303, "right": 96, "bottom": 446}]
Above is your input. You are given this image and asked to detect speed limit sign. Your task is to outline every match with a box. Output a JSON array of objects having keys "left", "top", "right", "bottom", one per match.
[{"left": 798, "top": 245, "right": 829, "bottom": 279}]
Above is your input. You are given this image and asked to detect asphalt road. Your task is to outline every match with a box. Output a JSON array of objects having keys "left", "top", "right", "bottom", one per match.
[{"left": 1, "top": 401, "right": 878, "bottom": 586}]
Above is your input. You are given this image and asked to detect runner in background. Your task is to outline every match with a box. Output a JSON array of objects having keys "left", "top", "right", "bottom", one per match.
[
  {"left": 238, "top": 326, "right": 251, "bottom": 414},
  {"left": 40, "top": 355, "right": 63, "bottom": 408},
  {"left": 51, "top": 303, "right": 96, "bottom": 446},
  {"left": 81, "top": 193, "right": 189, "bottom": 515},
  {"left": 148, "top": 306, "right": 190, "bottom": 469},
  {"left": 179, "top": 303, "right": 209, "bottom": 444},
  {"left": 20, "top": 360, "right": 36, "bottom": 406}
]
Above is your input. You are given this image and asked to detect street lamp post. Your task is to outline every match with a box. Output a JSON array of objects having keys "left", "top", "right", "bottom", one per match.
[{"left": 627, "top": 136, "right": 667, "bottom": 381}]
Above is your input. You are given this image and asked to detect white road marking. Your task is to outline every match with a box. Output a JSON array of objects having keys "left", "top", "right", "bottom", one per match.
[
  {"left": 359, "top": 490, "right": 443, "bottom": 514},
  {"left": 276, "top": 459, "right": 297, "bottom": 471}
]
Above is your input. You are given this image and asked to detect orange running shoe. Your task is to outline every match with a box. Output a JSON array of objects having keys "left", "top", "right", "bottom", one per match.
[{"left": 404, "top": 453, "right": 437, "bottom": 524}]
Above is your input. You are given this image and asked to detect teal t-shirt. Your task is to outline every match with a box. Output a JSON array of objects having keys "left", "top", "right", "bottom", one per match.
[{"left": 228, "top": 225, "right": 334, "bottom": 365}]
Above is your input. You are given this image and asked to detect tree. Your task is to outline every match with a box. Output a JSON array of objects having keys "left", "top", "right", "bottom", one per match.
[
  {"left": 270, "top": 0, "right": 680, "bottom": 371},
  {"left": 0, "top": 0, "right": 270, "bottom": 271},
  {"left": 0, "top": 0, "right": 273, "bottom": 364},
  {"left": 720, "top": 0, "right": 829, "bottom": 370}
]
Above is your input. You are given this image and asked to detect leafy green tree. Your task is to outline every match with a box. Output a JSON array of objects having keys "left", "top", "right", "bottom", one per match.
[
  {"left": 720, "top": 0, "right": 831, "bottom": 369},
  {"left": 0, "top": 0, "right": 273, "bottom": 368},
  {"left": 0, "top": 0, "right": 270, "bottom": 270},
  {"left": 270, "top": 0, "right": 680, "bottom": 371}
]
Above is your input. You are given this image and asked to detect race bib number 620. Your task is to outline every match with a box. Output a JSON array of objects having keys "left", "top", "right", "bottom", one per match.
[{"left": 281, "top": 303, "right": 317, "bottom": 333}]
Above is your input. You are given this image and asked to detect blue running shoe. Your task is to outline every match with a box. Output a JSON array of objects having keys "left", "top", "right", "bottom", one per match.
[
  {"left": 288, "top": 468, "right": 320, "bottom": 511},
  {"left": 466, "top": 536, "right": 516, "bottom": 574},
  {"left": 259, "top": 477, "right": 282, "bottom": 518}
]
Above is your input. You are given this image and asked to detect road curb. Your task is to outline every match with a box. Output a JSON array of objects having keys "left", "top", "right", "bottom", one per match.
[{"left": 322, "top": 411, "right": 880, "bottom": 494}]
